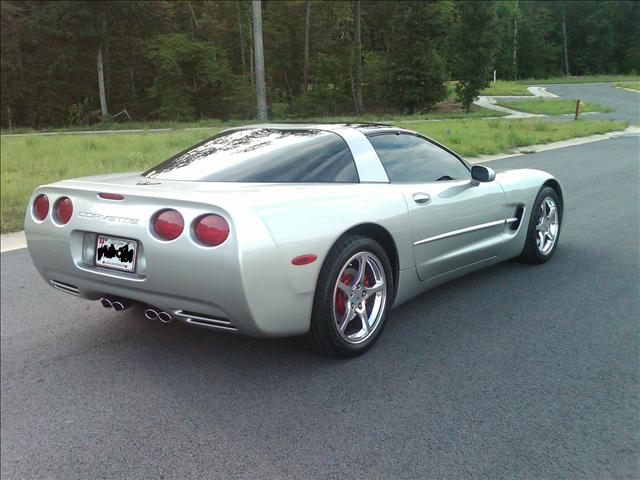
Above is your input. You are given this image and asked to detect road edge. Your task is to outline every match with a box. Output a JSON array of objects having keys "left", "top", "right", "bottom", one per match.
[{"left": 1, "top": 231, "right": 27, "bottom": 253}]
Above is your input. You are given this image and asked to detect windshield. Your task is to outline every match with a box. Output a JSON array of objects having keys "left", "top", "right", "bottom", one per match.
[{"left": 143, "top": 128, "right": 359, "bottom": 183}]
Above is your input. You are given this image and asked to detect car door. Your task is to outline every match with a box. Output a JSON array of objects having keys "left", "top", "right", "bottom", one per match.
[{"left": 368, "top": 132, "right": 510, "bottom": 282}]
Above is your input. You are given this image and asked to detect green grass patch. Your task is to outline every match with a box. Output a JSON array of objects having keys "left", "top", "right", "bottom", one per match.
[
  {"left": 613, "top": 81, "right": 640, "bottom": 91},
  {"left": 1, "top": 119, "right": 237, "bottom": 135},
  {"left": 403, "top": 118, "right": 626, "bottom": 158},
  {"left": 1, "top": 108, "right": 504, "bottom": 135},
  {"left": 515, "top": 74, "right": 640, "bottom": 85},
  {"left": 495, "top": 99, "right": 612, "bottom": 115},
  {"left": 0, "top": 118, "right": 626, "bottom": 233},
  {"left": 0, "top": 129, "right": 221, "bottom": 233},
  {"left": 479, "top": 81, "right": 533, "bottom": 96},
  {"left": 447, "top": 80, "right": 532, "bottom": 96}
]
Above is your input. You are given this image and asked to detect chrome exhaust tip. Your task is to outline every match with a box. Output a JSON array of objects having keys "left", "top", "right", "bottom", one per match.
[
  {"left": 112, "top": 301, "right": 127, "bottom": 312},
  {"left": 158, "top": 311, "right": 173, "bottom": 324},
  {"left": 100, "top": 298, "right": 113, "bottom": 308},
  {"left": 144, "top": 308, "right": 158, "bottom": 320}
]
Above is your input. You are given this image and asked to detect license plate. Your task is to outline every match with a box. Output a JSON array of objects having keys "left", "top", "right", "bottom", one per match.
[{"left": 95, "top": 235, "right": 137, "bottom": 272}]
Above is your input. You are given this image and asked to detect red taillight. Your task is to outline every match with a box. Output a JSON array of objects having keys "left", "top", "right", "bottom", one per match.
[
  {"left": 153, "top": 209, "right": 184, "bottom": 241},
  {"left": 194, "top": 214, "right": 230, "bottom": 247},
  {"left": 33, "top": 194, "right": 49, "bottom": 220},
  {"left": 54, "top": 197, "right": 73, "bottom": 224}
]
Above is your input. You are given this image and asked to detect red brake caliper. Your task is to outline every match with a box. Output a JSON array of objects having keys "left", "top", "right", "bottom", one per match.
[{"left": 335, "top": 273, "right": 372, "bottom": 315}]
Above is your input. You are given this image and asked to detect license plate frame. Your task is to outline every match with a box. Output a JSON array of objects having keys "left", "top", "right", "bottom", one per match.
[{"left": 95, "top": 234, "right": 138, "bottom": 272}]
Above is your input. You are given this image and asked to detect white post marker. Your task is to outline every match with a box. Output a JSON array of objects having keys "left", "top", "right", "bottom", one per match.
[{"left": 493, "top": 70, "right": 497, "bottom": 82}]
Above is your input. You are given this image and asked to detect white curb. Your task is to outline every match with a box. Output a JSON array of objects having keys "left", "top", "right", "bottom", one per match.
[
  {"left": 1, "top": 231, "right": 27, "bottom": 253},
  {"left": 527, "top": 86, "right": 559, "bottom": 98}
]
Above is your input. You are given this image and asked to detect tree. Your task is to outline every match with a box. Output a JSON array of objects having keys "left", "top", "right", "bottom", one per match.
[
  {"left": 303, "top": 1, "right": 311, "bottom": 98},
  {"left": 0, "top": 1, "right": 24, "bottom": 129},
  {"left": 493, "top": 0, "right": 520, "bottom": 80},
  {"left": 1, "top": 0, "right": 639, "bottom": 129},
  {"left": 561, "top": 5, "right": 570, "bottom": 76},
  {"left": 364, "top": 1, "right": 453, "bottom": 113},
  {"left": 97, "top": 18, "right": 108, "bottom": 117},
  {"left": 352, "top": 0, "right": 363, "bottom": 114},
  {"left": 252, "top": 0, "right": 268, "bottom": 120},
  {"left": 145, "top": 34, "right": 233, "bottom": 119},
  {"left": 454, "top": 1, "right": 500, "bottom": 112}
]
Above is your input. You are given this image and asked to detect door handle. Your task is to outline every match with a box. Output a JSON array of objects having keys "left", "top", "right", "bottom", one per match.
[{"left": 412, "top": 193, "right": 431, "bottom": 205}]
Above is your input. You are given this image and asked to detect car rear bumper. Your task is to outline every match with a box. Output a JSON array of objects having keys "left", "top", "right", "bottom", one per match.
[{"left": 25, "top": 185, "right": 315, "bottom": 337}]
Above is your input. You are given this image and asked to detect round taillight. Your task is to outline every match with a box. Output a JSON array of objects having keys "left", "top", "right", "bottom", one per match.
[
  {"left": 33, "top": 194, "right": 49, "bottom": 221},
  {"left": 194, "top": 214, "right": 230, "bottom": 247},
  {"left": 153, "top": 209, "right": 184, "bottom": 241},
  {"left": 54, "top": 197, "right": 73, "bottom": 224}
]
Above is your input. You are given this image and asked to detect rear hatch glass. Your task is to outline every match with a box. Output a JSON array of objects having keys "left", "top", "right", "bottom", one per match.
[{"left": 143, "top": 128, "right": 359, "bottom": 183}]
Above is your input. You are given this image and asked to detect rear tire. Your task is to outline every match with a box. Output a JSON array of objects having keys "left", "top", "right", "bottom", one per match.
[
  {"left": 301, "top": 235, "right": 393, "bottom": 357},
  {"left": 518, "top": 186, "right": 562, "bottom": 264}
]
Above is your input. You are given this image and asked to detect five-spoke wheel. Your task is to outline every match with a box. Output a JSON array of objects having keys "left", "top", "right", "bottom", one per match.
[
  {"left": 520, "top": 186, "right": 562, "bottom": 264},
  {"left": 535, "top": 196, "right": 559, "bottom": 255},
  {"left": 333, "top": 252, "right": 387, "bottom": 344},
  {"left": 302, "top": 234, "right": 393, "bottom": 357}
]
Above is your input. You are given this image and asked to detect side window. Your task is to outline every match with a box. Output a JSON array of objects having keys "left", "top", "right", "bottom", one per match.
[{"left": 368, "top": 133, "right": 470, "bottom": 183}]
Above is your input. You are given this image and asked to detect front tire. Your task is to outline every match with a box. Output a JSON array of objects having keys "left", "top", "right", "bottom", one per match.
[
  {"left": 301, "top": 235, "right": 394, "bottom": 357},
  {"left": 519, "top": 186, "right": 562, "bottom": 264}
]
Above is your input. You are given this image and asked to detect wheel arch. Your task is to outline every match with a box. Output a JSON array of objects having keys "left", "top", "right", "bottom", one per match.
[
  {"left": 335, "top": 222, "right": 400, "bottom": 301},
  {"left": 543, "top": 179, "right": 564, "bottom": 208}
]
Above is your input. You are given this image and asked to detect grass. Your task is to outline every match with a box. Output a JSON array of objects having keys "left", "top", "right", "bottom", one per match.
[
  {"left": 515, "top": 74, "right": 640, "bottom": 85},
  {"left": 1, "top": 107, "right": 505, "bottom": 135},
  {"left": 0, "top": 118, "right": 627, "bottom": 233},
  {"left": 613, "top": 81, "right": 640, "bottom": 91},
  {"left": 495, "top": 99, "right": 612, "bottom": 115},
  {"left": 0, "top": 129, "right": 222, "bottom": 233},
  {"left": 410, "top": 118, "right": 626, "bottom": 157},
  {"left": 479, "top": 81, "right": 533, "bottom": 96},
  {"left": 446, "top": 80, "right": 532, "bottom": 96}
]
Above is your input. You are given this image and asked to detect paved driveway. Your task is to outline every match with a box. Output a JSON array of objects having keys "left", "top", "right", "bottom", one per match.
[{"left": 544, "top": 82, "right": 640, "bottom": 123}]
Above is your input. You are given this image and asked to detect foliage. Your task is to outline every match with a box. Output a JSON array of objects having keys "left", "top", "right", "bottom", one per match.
[
  {"left": 363, "top": 1, "right": 454, "bottom": 113},
  {"left": 145, "top": 34, "right": 234, "bottom": 120},
  {"left": 1, "top": 0, "right": 638, "bottom": 128},
  {"left": 453, "top": 1, "right": 500, "bottom": 112}
]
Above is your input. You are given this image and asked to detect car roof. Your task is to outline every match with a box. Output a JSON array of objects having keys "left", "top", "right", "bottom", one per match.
[{"left": 233, "top": 123, "right": 408, "bottom": 134}]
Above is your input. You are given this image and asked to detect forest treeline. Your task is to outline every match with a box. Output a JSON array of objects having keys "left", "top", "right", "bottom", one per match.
[{"left": 1, "top": 0, "right": 638, "bottom": 128}]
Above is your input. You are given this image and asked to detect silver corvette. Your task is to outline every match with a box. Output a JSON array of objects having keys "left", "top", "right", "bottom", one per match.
[{"left": 25, "top": 124, "right": 563, "bottom": 356}]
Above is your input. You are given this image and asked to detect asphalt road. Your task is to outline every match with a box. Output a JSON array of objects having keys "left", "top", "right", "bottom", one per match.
[
  {"left": 2, "top": 131, "right": 639, "bottom": 479},
  {"left": 544, "top": 82, "right": 640, "bottom": 123}
]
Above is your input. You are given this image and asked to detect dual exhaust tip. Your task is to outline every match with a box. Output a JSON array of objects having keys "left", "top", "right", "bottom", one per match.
[
  {"left": 100, "top": 297, "right": 130, "bottom": 312},
  {"left": 144, "top": 308, "right": 173, "bottom": 324},
  {"left": 100, "top": 297, "right": 172, "bottom": 323}
]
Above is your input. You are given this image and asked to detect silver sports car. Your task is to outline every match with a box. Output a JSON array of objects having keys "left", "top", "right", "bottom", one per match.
[{"left": 25, "top": 124, "right": 563, "bottom": 356}]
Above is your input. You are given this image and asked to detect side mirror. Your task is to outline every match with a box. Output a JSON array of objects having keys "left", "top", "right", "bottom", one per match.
[{"left": 471, "top": 165, "right": 496, "bottom": 183}]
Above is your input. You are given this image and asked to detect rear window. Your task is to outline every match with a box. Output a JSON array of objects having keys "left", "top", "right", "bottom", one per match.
[{"left": 143, "top": 128, "right": 359, "bottom": 183}]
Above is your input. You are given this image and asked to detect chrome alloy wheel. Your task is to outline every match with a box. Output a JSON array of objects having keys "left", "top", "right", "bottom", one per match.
[
  {"left": 332, "top": 251, "right": 387, "bottom": 344},
  {"left": 536, "top": 196, "right": 560, "bottom": 255}
]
